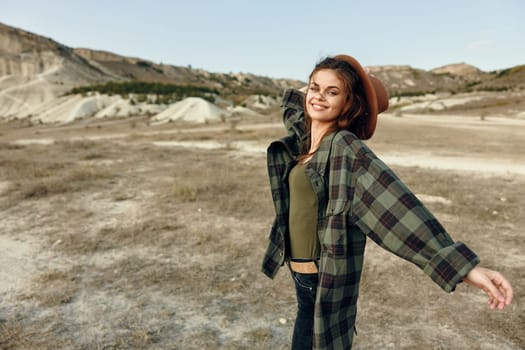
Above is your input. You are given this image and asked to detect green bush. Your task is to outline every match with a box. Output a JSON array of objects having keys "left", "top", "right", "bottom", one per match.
[{"left": 68, "top": 81, "right": 219, "bottom": 98}]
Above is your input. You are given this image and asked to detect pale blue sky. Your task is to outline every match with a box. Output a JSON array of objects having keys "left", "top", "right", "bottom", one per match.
[{"left": 2, "top": 0, "right": 524, "bottom": 80}]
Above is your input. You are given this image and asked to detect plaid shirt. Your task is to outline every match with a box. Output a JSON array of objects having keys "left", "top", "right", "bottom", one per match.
[{"left": 261, "top": 89, "right": 480, "bottom": 349}]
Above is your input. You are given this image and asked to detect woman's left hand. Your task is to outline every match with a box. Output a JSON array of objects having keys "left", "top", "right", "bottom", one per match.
[{"left": 463, "top": 266, "right": 513, "bottom": 310}]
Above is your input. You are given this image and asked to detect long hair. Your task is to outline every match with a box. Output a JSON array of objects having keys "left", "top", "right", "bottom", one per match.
[{"left": 301, "top": 57, "right": 368, "bottom": 155}]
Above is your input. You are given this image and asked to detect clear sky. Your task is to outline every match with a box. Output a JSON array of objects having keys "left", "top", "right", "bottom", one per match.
[{"left": 2, "top": 0, "right": 524, "bottom": 81}]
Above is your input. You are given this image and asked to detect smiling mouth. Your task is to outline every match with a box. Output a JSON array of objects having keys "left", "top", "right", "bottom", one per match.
[{"left": 310, "top": 103, "right": 327, "bottom": 111}]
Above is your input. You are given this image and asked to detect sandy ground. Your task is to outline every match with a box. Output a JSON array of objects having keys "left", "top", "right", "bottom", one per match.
[{"left": 0, "top": 112, "right": 524, "bottom": 349}]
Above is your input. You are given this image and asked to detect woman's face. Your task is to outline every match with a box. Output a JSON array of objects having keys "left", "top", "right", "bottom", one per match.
[{"left": 306, "top": 69, "right": 349, "bottom": 126}]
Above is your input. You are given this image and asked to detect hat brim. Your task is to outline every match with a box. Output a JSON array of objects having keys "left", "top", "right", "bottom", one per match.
[{"left": 334, "top": 55, "right": 389, "bottom": 139}]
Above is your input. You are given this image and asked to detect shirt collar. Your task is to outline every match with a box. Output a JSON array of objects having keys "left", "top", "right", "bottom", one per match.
[{"left": 308, "top": 131, "right": 338, "bottom": 177}]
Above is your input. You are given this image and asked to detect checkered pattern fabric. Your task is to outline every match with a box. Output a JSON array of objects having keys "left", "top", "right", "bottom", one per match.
[{"left": 261, "top": 89, "right": 480, "bottom": 349}]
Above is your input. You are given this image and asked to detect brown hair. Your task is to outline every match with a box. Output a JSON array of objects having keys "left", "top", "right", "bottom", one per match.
[{"left": 301, "top": 57, "right": 368, "bottom": 156}]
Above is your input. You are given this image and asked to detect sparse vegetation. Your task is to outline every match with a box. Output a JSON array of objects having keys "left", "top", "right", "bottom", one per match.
[
  {"left": 0, "top": 140, "right": 118, "bottom": 203},
  {"left": 477, "top": 85, "right": 511, "bottom": 92},
  {"left": 67, "top": 81, "right": 219, "bottom": 104},
  {"left": 0, "top": 118, "right": 523, "bottom": 349},
  {"left": 464, "top": 81, "right": 481, "bottom": 91},
  {"left": 22, "top": 267, "right": 82, "bottom": 307},
  {"left": 496, "top": 65, "right": 525, "bottom": 78}
]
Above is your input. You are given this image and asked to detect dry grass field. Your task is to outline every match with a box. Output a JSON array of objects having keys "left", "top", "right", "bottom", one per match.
[{"left": 0, "top": 112, "right": 524, "bottom": 349}]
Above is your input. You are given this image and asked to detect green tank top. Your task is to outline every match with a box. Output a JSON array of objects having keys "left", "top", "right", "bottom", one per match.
[{"left": 288, "top": 162, "right": 320, "bottom": 259}]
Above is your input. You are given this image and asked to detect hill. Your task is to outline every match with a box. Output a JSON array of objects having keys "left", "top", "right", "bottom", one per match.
[
  {"left": 0, "top": 22, "right": 301, "bottom": 122},
  {"left": 1, "top": 22, "right": 524, "bottom": 123}
]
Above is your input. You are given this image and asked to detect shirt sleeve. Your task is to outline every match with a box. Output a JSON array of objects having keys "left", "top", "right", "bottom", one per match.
[
  {"left": 351, "top": 152, "right": 480, "bottom": 293},
  {"left": 281, "top": 88, "right": 306, "bottom": 138}
]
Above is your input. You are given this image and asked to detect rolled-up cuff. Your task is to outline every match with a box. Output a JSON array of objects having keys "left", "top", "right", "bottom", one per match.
[{"left": 423, "top": 242, "right": 480, "bottom": 293}]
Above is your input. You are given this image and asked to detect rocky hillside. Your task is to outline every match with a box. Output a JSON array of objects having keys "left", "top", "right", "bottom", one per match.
[
  {"left": 0, "top": 22, "right": 302, "bottom": 120},
  {"left": 369, "top": 62, "right": 524, "bottom": 97},
  {"left": 0, "top": 23, "right": 106, "bottom": 80},
  {"left": 1, "top": 22, "right": 524, "bottom": 122},
  {"left": 72, "top": 47, "right": 301, "bottom": 100},
  {"left": 0, "top": 22, "right": 116, "bottom": 118}
]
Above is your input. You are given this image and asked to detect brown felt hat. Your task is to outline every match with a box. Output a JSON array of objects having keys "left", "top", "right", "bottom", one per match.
[{"left": 334, "top": 54, "right": 389, "bottom": 139}]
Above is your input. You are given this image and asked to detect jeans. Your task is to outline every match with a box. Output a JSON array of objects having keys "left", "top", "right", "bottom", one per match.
[{"left": 290, "top": 271, "right": 319, "bottom": 350}]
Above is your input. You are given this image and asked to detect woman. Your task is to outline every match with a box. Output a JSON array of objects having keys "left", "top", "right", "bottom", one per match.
[{"left": 261, "top": 55, "right": 513, "bottom": 350}]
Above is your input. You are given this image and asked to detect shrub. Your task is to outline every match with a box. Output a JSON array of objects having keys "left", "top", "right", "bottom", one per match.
[{"left": 67, "top": 81, "right": 219, "bottom": 99}]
